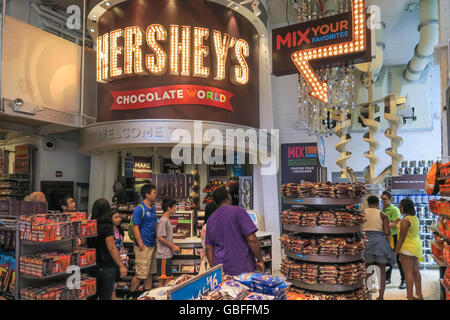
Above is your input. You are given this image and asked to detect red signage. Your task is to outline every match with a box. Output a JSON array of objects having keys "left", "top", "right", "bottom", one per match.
[
  {"left": 133, "top": 157, "right": 152, "bottom": 179},
  {"left": 272, "top": 0, "right": 371, "bottom": 103},
  {"left": 110, "top": 85, "right": 234, "bottom": 112}
]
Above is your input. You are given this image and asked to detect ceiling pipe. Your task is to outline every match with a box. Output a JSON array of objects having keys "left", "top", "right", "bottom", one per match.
[{"left": 403, "top": 0, "right": 439, "bottom": 82}]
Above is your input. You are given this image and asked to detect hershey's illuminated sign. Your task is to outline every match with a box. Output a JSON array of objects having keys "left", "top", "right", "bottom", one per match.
[{"left": 97, "top": 24, "right": 250, "bottom": 86}]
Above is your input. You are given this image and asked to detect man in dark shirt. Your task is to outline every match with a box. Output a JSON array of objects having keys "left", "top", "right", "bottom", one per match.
[{"left": 205, "top": 187, "right": 264, "bottom": 275}]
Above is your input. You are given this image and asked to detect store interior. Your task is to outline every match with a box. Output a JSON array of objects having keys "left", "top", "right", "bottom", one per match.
[{"left": 0, "top": 0, "right": 449, "bottom": 301}]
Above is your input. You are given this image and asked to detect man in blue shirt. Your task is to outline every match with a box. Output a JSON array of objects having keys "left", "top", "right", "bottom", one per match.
[{"left": 125, "top": 184, "right": 158, "bottom": 299}]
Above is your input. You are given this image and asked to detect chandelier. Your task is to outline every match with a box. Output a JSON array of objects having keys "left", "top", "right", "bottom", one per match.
[{"left": 295, "top": 0, "right": 356, "bottom": 137}]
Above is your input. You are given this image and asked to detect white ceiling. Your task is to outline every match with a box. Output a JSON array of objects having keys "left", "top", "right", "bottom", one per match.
[{"left": 267, "top": 0, "right": 421, "bottom": 66}]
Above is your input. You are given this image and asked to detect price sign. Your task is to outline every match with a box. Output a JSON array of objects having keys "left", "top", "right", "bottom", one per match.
[{"left": 167, "top": 264, "right": 223, "bottom": 300}]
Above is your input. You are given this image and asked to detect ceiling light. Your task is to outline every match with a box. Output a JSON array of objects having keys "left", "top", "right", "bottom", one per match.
[
  {"left": 90, "top": 28, "right": 95, "bottom": 33},
  {"left": 105, "top": 1, "right": 111, "bottom": 7},
  {"left": 92, "top": 15, "right": 97, "bottom": 19}
]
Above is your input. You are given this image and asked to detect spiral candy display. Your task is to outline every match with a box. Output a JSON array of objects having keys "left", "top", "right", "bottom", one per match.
[
  {"left": 384, "top": 95, "right": 405, "bottom": 176},
  {"left": 333, "top": 111, "right": 352, "bottom": 178}
]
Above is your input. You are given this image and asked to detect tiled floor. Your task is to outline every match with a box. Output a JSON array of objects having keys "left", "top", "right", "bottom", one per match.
[{"left": 382, "top": 268, "right": 440, "bottom": 300}]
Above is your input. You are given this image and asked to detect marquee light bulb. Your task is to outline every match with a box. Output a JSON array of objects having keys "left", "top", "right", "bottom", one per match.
[
  {"left": 213, "top": 31, "right": 232, "bottom": 81},
  {"left": 193, "top": 27, "right": 210, "bottom": 78},
  {"left": 110, "top": 29, "right": 123, "bottom": 78},
  {"left": 146, "top": 24, "right": 167, "bottom": 75},
  {"left": 124, "top": 26, "right": 146, "bottom": 75},
  {"left": 97, "top": 33, "right": 109, "bottom": 82},
  {"left": 231, "top": 39, "right": 249, "bottom": 85},
  {"left": 169, "top": 25, "right": 191, "bottom": 76}
]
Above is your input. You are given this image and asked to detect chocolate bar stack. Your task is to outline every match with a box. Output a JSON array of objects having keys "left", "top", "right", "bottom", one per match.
[
  {"left": 282, "top": 234, "right": 365, "bottom": 257},
  {"left": 289, "top": 287, "right": 371, "bottom": 300},
  {"left": 318, "top": 265, "right": 339, "bottom": 285},
  {"left": 300, "top": 263, "right": 319, "bottom": 284},
  {"left": 281, "top": 182, "right": 367, "bottom": 198},
  {"left": 302, "top": 211, "right": 320, "bottom": 226},
  {"left": 317, "top": 237, "right": 340, "bottom": 256},
  {"left": 337, "top": 263, "right": 365, "bottom": 285},
  {"left": 317, "top": 211, "right": 337, "bottom": 226},
  {"left": 282, "top": 209, "right": 365, "bottom": 227}
]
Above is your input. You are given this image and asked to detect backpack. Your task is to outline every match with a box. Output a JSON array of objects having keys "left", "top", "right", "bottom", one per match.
[{"left": 128, "top": 204, "right": 145, "bottom": 242}]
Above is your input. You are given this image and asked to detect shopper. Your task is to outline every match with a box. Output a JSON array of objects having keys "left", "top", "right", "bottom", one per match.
[
  {"left": 199, "top": 202, "right": 218, "bottom": 273},
  {"left": 381, "top": 190, "right": 405, "bottom": 289},
  {"left": 124, "top": 184, "right": 158, "bottom": 300},
  {"left": 58, "top": 195, "right": 77, "bottom": 212},
  {"left": 363, "top": 195, "right": 396, "bottom": 300},
  {"left": 394, "top": 199, "right": 424, "bottom": 300},
  {"left": 112, "top": 210, "right": 128, "bottom": 300},
  {"left": 205, "top": 186, "right": 264, "bottom": 276},
  {"left": 87, "top": 199, "right": 128, "bottom": 300},
  {"left": 29, "top": 192, "right": 46, "bottom": 203},
  {"left": 156, "top": 199, "right": 180, "bottom": 287}
]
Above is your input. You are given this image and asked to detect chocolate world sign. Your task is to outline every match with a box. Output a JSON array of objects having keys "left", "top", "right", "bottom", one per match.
[
  {"left": 272, "top": 0, "right": 372, "bottom": 103},
  {"left": 95, "top": 0, "right": 260, "bottom": 128}
]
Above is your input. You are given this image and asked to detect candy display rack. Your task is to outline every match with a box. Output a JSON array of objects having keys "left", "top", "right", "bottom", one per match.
[
  {"left": 16, "top": 214, "right": 97, "bottom": 300},
  {"left": 281, "top": 193, "right": 366, "bottom": 297}
]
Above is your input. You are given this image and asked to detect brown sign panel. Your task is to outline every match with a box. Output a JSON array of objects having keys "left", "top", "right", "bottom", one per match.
[
  {"left": 272, "top": 11, "right": 371, "bottom": 76},
  {"left": 97, "top": 0, "right": 260, "bottom": 128},
  {"left": 391, "top": 175, "right": 427, "bottom": 190}
]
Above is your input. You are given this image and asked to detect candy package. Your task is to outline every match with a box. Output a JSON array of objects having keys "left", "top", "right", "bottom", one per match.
[
  {"left": 243, "top": 292, "right": 275, "bottom": 300},
  {"left": 215, "top": 280, "right": 250, "bottom": 299},
  {"left": 138, "top": 287, "right": 169, "bottom": 300}
]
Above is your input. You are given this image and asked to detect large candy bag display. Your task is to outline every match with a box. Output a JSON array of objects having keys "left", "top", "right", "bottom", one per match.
[{"left": 234, "top": 273, "right": 290, "bottom": 300}]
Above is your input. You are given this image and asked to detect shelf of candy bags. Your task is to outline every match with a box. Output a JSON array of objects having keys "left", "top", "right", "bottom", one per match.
[
  {"left": 431, "top": 215, "right": 450, "bottom": 265},
  {"left": 286, "top": 287, "right": 372, "bottom": 300}
]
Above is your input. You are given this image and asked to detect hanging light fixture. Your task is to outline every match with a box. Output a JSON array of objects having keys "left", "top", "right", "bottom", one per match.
[{"left": 295, "top": 0, "right": 356, "bottom": 137}]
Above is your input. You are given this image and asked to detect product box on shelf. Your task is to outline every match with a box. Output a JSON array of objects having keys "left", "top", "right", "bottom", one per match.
[
  {"left": 19, "top": 213, "right": 97, "bottom": 242},
  {"left": 20, "top": 275, "right": 96, "bottom": 300},
  {"left": 19, "top": 249, "right": 96, "bottom": 277}
]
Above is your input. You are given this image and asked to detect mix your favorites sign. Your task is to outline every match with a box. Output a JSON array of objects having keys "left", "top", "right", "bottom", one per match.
[
  {"left": 272, "top": 0, "right": 371, "bottom": 103},
  {"left": 95, "top": 0, "right": 260, "bottom": 127}
]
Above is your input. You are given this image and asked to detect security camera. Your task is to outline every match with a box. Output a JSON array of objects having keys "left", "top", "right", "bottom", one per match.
[
  {"left": 13, "top": 98, "right": 24, "bottom": 107},
  {"left": 43, "top": 139, "right": 56, "bottom": 150}
]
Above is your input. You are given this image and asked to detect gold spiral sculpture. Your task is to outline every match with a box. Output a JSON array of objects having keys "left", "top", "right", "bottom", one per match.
[
  {"left": 362, "top": 103, "right": 380, "bottom": 180},
  {"left": 333, "top": 110, "right": 352, "bottom": 178},
  {"left": 384, "top": 95, "right": 405, "bottom": 177}
]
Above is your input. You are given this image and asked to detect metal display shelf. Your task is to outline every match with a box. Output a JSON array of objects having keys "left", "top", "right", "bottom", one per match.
[
  {"left": 288, "top": 278, "right": 364, "bottom": 293},
  {"left": 285, "top": 251, "right": 364, "bottom": 263},
  {"left": 21, "top": 234, "right": 97, "bottom": 245},
  {"left": 284, "top": 224, "right": 363, "bottom": 234},
  {"left": 283, "top": 197, "right": 362, "bottom": 207},
  {"left": 20, "top": 264, "right": 96, "bottom": 280}
]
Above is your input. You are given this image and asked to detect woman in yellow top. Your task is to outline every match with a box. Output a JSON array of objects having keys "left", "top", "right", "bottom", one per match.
[{"left": 394, "top": 199, "right": 424, "bottom": 300}]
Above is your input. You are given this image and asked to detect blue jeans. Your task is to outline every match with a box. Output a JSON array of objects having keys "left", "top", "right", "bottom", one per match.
[{"left": 96, "top": 267, "right": 117, "bottom": 300}]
